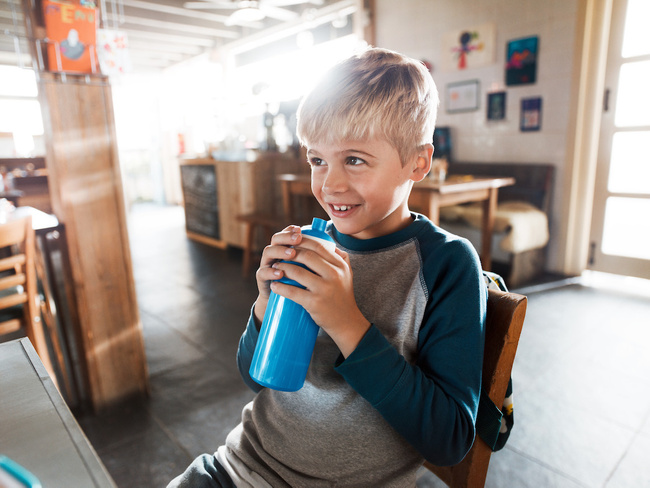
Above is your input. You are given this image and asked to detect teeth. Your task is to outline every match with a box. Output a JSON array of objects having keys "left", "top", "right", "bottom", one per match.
[{"left": 333, "top": 205, "right": 351, "bottom": 211}]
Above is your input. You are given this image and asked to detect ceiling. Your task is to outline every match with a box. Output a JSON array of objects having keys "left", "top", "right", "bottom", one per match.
[{"left": 0, "top": 0, "right": 357, "bottom": 74}]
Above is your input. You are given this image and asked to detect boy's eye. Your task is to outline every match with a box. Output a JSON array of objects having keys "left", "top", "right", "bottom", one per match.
[
  {"left": 308, "top": 157, "right": 326, "bottom": 167},
  {"left": 347, "top": 157, "right": 366, "bottom": 166}
]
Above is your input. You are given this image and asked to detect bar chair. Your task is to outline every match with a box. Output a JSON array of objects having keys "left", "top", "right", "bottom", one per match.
[
  {"left": 0, "top": 216, "right": 57, "bottom": 382},
  {"left": 236, "top": 212, "right": 289, "bottom": 277},
  {"left": 424, "top": 287, "right": 527, "bottom": 487}
]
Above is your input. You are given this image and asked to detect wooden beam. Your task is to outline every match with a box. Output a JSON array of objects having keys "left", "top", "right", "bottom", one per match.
[{"left": 21, "top": 0, "right": 149, "bottom": 410}]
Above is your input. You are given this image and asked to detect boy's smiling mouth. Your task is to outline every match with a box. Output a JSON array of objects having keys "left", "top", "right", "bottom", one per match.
[{"left": 329, "top": 203, "right": 360, "bottom": 216}]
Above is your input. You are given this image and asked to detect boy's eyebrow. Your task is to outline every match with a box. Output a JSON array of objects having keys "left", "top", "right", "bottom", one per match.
[{"left": 307, "top": 147, "right": 377, "bottom": 159}]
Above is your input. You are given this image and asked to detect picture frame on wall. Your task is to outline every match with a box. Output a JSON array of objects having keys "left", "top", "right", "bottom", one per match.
[
  {"left": 433, "top": 126, "right": 452, "bottom": 162},
  {"left": 43, "top": 0, "right": 98, "bottom": 73},
  {"left": 446, "top": 80, "right": 480, "bottom": 113},
  {"left": 506, "top": 36, "right": 538, "bottom": 86},
  {"left": 487, "top": 91, "right": 507, "bottom": 120},
  {"left": 441, "top": 23, "right": 497, "bottom": 72},
  {"left": 520, "top": 97, "right": 542, "bottom": 131}
]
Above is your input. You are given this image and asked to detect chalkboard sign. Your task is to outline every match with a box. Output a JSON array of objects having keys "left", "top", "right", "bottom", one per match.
[{"left": 180, "top": 164, "right": 220, "bottom": 242}]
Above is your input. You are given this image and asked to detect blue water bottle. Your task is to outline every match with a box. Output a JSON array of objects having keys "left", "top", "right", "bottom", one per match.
[{"left": 249, "top": 218, "right": 336, "bottom": 391}]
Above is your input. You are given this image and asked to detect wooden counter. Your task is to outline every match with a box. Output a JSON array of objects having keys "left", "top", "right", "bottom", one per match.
[{"left": 180, "top": 154, "right": 306, "bottom": 250}]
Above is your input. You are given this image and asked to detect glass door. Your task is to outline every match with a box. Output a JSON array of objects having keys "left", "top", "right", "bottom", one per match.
[{"left": 589, "top": 0, "right": 650, "bottom": 279}]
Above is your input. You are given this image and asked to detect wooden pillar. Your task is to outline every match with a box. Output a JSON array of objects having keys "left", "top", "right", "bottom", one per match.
[{"left": 22, "top": 0, "right": 148, "bottom": 409}]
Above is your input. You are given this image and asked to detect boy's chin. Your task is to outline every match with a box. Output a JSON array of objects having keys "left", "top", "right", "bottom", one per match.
[{"left": 329, "top": 218, "right": 370, "bottom": 239}]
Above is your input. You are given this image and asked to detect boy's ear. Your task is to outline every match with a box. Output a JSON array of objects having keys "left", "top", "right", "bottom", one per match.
[{"left": 409, "top": 143, "right": 434, "bottom": 183}]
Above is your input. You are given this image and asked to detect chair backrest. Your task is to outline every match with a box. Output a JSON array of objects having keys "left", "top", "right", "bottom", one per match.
[
  {"left": 0, "top": 216, "right": 54, "bottom": 379},
  {"left": 425, "top": 287, "right": 527, "bottom": 488},
  {"left": 0, "top": 216, "right": 36, "bottom": 329}
]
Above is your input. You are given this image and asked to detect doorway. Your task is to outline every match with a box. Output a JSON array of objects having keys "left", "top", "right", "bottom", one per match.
[{"left": 589, "top": 0, "right": 650, "bottom": 279}]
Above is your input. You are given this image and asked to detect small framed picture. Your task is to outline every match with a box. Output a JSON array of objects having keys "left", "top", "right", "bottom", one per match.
[
  {"left": 446, "top": 79, "right": 480, "bottom": 113},
  {"left": 433, "top": 126, "right": 452, "bottom": 162},
  {"left": 520, "top": 97, "right": 542, "bottom": 131},
  {"left": 506, "top": 36, "right": 539, "bottom": 86},
  {"left": 487, "top": 91, "right": 507, "bottom": 120}
]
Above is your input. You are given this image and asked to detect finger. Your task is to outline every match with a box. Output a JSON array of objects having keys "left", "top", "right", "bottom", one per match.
[
  {"left": 272, "top": 260, "right": 326, "bottom": 291},
  {"left": 270, "top": 279, "right": 309, "bottom": 305},
  {"left": 288, "top": 246, "right": 343, "bottom": 277},
  {"left": 270, "top": 225, "right": 302, "bottom": 246},
  {"left": 260, "top": 243, "right": 297, "bottom": 266},
  {"left": 256, "top": 265, "right": 284, "bottom": 282},
  {"left": 334, "top": 247, "right": 349, "bottom": 262}
]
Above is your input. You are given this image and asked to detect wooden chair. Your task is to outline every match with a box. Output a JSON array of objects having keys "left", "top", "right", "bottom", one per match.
[
  {"left": 424, "top": 287, "right": 527, "bottom": 488},
  {"left": 236, "top": 212, "right": 289, "bottom": 277},
  {"left": 0, "top": 216, "right": 56, "bottom": 381}
]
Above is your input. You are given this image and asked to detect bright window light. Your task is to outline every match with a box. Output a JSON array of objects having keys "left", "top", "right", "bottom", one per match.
[
  {"left": 622, "top": 0, "right": 650, "bottom": 58},
  {"left": 0, "top": 99, "right": 44, "bottom": 135},
  {"left": 615, "top": 61, "right": 650, "bottom": 127},
  {"left": 0, "top": 66, "right": 38, "bottom": 97},
  {"left": 232, "top": 35, "right": 365, "bottom": 107}
]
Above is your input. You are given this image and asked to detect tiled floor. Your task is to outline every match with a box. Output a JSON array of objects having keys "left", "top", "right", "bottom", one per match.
[{"left": 76, "top": 203, "right": 650, "bottom": 488}]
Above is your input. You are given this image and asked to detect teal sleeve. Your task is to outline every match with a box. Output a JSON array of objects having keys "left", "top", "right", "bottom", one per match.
[
  {"left": 237, "top": 306, "right": 265, "bottom": 393},
  {"left": 335, "top": 238, "right": 486, "bottom": 466}
]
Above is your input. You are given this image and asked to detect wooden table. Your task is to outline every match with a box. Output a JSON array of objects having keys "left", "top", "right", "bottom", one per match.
[
  {"left": 0, "top": 339, "right": 116, "bottom": 487},
  {"left": 3, "top": 204, "right": 60, "bottom": 233},
  {"left": 276, "top": 173, "right": 515, "bottom": 270}
]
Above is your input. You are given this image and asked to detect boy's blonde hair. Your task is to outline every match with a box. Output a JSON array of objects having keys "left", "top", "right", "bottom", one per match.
[{"left": 296, "top": 47, "right": 439, "bottom": 165}]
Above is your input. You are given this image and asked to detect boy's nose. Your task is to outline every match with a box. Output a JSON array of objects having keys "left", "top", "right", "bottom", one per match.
[{"left": 321, "top": 167, "right": 348, "bottom": 195}]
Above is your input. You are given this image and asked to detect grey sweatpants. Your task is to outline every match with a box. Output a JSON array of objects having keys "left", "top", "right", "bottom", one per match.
[{"left": 166, "top": 453, "right": 235, "bottom": 488}]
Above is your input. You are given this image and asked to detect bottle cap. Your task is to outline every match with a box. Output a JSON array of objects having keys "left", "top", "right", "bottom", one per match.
[{"left": 311, "top": 217, "right": 327, "bottom": 232}]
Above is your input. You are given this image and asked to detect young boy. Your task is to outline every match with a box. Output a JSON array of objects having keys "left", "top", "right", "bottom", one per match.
[{"left": 169, "top": 47, "right": 486, "bottom": 488}]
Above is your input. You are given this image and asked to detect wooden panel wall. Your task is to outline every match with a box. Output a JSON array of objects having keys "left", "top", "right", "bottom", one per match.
[{"left": 39, "top": 75, "right": 148, "bottom": 409}]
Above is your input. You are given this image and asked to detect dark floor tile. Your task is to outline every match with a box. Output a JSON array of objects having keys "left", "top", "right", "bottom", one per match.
[
  {"left": 136, "top": 281, "right": 204, "bottom": 319},
  {"left": 485, "top": 446, "right": 586, "bottom": 488},
  {"left": 147, "top": 355, "right": 249, "bottom": 425},
  {"left": 140, "top": 310, "right": 205, "bottom": 376},
  {"left": 158, "top": 298, "right": 252, "bottom": 359},
  {"left": 161, "top": 389, "right": 256, "bottom": 459},
  {"left": 77, "top": 396, "right": 157, "bottom": 452},
  {"left": 510, "top": 386, "right": 636, "bottom": 487},
  {"left": 95, "top": 419, "right": 191, "bottom": 488}
]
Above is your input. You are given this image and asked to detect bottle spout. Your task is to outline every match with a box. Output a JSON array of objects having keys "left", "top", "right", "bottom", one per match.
[{"left": 311, "top": 217, "right": 328, "bottom": 232}]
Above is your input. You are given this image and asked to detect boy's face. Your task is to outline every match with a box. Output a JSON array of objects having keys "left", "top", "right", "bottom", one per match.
[{"left": 307, "top": 137, "right": 431, "bottom": 240}]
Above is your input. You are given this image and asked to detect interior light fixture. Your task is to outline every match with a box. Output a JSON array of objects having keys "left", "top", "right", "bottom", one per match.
[{"left": 228, "top": 7, "right": 266, "bottom": 24}]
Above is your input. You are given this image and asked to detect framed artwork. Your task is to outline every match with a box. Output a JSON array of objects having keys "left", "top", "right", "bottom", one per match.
[
  {"left": 433, "top": 127, "right": 452, "bottom": 162},
  {"left": 520, "top": 97, "right": 542, "bottom": 131},
  {"left": 487, "top": 91, "right": 507, "bottom": 120},
  {"left": 506, "top": 36, "right": 538, "bottom": 86},
  {"left": 43, "top": 0, "right": 98, "bottom": 73},
  {"left": 441, "top": 23, "right": 496, "bottom": 72},
  {"left": 446, "top": 80, "right": 480, "bottom": 113},
  {"left": 97, "top": 29, "right": 131, "bottom": 76}
]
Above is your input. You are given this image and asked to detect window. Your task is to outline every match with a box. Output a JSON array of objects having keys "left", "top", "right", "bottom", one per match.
[{"left": 0, "top": 66, "right": 43, "bottom": 156}]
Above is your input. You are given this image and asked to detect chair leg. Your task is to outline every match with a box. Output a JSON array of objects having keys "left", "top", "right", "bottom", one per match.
[
  {"left": 34, "top": 237, "right": 73, "bottom": 399},
  {"left": 242, "top": 221, "right": 254, "bottom": 277}
]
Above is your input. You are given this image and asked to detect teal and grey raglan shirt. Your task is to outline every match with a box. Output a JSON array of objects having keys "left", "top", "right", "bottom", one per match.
[{"left": 227, "top": 213, "right": 487, "bottom": 487}]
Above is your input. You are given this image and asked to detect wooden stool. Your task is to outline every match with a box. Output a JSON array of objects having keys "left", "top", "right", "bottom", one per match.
[{"left": 236, "top": 213, "right": 288, "bottom": 277}]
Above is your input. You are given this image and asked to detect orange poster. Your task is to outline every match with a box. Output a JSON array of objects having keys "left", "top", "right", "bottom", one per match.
[{"left": 43, "top": 1, "right": 97, "bottom": 73}]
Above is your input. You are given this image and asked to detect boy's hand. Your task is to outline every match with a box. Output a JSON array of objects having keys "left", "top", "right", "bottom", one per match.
[
  {"left": 253, "top": 225, "right": 302, "bottom": 326},
  {"left": 269, "top": 237, "right": 371, "bottom": 358}
]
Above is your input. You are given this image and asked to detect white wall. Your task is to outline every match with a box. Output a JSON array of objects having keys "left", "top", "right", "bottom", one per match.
[{"left": 374, "top": 0, "right": 581, "bottom": 273}]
